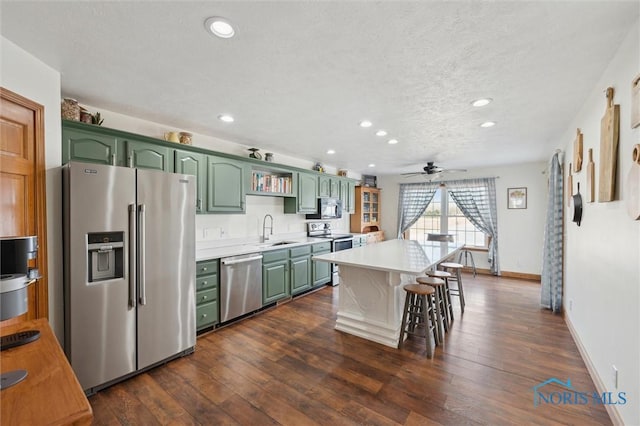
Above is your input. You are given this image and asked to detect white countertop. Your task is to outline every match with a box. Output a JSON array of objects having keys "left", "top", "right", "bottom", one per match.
[
  {"left": 196, "top": 236, "right": 330, "bottom": 261},
  {"left": 312, "top": 239, "right": 462, "bottom": 275}
]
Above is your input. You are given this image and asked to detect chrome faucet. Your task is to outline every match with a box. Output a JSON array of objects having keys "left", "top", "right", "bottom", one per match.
[{"left": 262, "top": 214, "right": 274, "bottom": 242}]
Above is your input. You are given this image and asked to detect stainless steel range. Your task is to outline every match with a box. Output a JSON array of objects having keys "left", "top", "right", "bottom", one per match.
[{"left": 307, "top": 222, "right": 354, "bottom": 286}]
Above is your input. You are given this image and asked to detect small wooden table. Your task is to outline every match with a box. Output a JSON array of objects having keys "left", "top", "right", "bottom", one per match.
[{"left": 1, "top": 318, "right": 93, "bottom": 425}]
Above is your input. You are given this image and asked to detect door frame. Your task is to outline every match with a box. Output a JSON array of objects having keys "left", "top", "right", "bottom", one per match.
[{"left": 1, "top": 87, "right": 49, "bottom": 320}]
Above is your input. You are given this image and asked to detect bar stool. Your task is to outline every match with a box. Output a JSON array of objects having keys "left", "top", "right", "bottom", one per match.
[
  {"left": 416, "top": 276, "right": 447, "bottom": 344},
  {"left": 457, "top": 248, "right": 477, "bottom": 277},
  {"left": 425, "top": 270, "right": 454, "bottom": 324},
  {"left": 440, "top": 262, "right": 466, "bottom": 313},
  {"left": 399, "top": 284, "right": 437, "bottom": 358}
]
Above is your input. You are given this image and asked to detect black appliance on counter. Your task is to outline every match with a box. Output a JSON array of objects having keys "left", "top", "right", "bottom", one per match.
[
  {"left": 0, "top": 236, "right": 41, "bottom": 389},
  {"left": 305, "top": 198, "right": 343, "bottom": 219},
  {"left": 307, "top": 222, "right": 353, "bottom": 286}
]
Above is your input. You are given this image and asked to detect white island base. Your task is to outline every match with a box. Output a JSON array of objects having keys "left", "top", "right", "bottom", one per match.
[{"left": 335, "top": 266, "right": 415, "bottom": 348}]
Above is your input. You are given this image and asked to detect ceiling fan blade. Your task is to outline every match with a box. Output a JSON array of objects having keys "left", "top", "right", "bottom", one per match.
[
  {"left": 401, "top": 172, "right": 426, "bottom": 177},
  {"left": 441, "top": 168, "right": 468, "bottom": 173}
]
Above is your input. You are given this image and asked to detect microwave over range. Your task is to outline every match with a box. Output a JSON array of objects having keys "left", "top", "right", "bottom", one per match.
[{"left": 306, "top": 197, "right": 342, "bottom": 220}]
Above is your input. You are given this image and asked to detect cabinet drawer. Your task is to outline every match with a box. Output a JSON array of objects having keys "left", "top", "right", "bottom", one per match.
[
  {"left": 197, "top": 260, "right": 218, "bottom": 276},
  {"left": 312, "top": 242, "right": 331, "bottom": 252},
  {"left": 196, "top": 274, "right": 217, "bottom": 291},
  {"left": 262, "top": 249, "right": 288, "bottom": 263},
  {"left": 196, "top": 301, "right": 218, "bottom": 329},
  {"left": 196, "top": 288, "right": 217, "bottom": 305},
  {"left": 289, "top": 245, "right": 311, "bottom": 258}
]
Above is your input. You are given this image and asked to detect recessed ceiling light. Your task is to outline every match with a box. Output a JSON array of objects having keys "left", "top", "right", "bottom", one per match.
[
  {"left": 205, "top": 17, "right": 235, "bottom": 39},
  {"left": 218, "top": 114, "right": 234, "bottom": 122},
  {"left": 376, "top": 130, "right": 387, "bottom": 136},
  {"left": 368, "top": 163, "right": 376, "bottom": 168},
  {"left": 480, "top": 121, "right": 496, "bottom": 128},
  {"left": 472, "top": 98, "right": 493, "bottom": 107},
  {"left": 387, "top": 139, "right": 398, "bottom": 145},
  {"left": 327, "top": 149, "right": 336, "bottom": 154},
  {"left": 359, "top": 120, "right": 372, "bottom": 128}
]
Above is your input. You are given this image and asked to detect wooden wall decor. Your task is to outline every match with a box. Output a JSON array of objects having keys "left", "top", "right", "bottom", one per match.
[
  {"left": 586, "top": 148, "right": 595, "bottom": 203},
  {"left": 626, "top": 144, "right": 640, "bottom": 220},
  {"left": 632, "top": 74, "right": 640, "bottom": 129},
  {"left": 573, "top": 129, "right": 583, "bottom": 173},
  {"left": 567, "top": 162, "right": 573, "bottom": 207},
  {"left": 598, "top": 87, "right": 620, "bottom": 202}
]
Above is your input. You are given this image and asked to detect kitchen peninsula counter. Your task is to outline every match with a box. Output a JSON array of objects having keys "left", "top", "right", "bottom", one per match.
[{"left": 313, "top": 239, "right": 461, "bottom": 347}]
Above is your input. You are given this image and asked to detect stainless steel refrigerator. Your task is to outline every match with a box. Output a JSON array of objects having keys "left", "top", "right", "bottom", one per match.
[{"left": 63, "top": 162, "right": 196, "bottom": 392}]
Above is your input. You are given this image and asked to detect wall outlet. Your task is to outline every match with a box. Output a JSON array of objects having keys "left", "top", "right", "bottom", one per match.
[
  {"left": 612, "top": 365, "right": 618, "bottom": 389},
  {"left": 203, "top": 228, "right": 213, "bottom": 239},
  {"left": 220, "top": 228, "right": 226, "bottom": 238}
]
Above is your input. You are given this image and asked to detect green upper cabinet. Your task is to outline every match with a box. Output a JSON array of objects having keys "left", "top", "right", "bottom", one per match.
[
  {"left": 175, "top": 150, "right": 206, "bottom": 213},
  {"left": 207, "top": 155, "right": 246, "bottom": 213},
  {"left": 62, "top": 126, "right": 120, "bottom": 166},
  {"left": 284, "top": 172, "right": 318, "bottom": 214},
  {"left": 339, "top": 179, "right": 356, "bottom": 214},
  {"left": 319, "top": 175, "right": 340, "bottom": 198},
  {"left": 125, "top": 140, "right": 174, "bottom": 172}
]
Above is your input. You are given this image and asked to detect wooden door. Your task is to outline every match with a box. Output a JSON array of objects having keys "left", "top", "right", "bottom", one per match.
[{"left": 0, "top": 88, "right": 48, "bottom": 323}]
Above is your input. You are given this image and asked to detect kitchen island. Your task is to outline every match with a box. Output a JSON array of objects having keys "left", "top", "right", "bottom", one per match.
[{"left": 313, "top": 239, "right": 461, "bottom": 348}]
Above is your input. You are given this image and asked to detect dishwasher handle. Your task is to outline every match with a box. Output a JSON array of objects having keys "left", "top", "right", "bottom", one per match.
[{"left": 221, "top": 254, "right": 263, "bottom": 266}]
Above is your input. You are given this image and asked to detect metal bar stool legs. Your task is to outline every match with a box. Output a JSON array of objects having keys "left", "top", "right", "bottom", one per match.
[
  {"left": 440, "top": 262, "right": 466, "bottom": 313},
  {"left": 399, "top": 284, "right": 437, "bottom": 358},
  {"left": 457, "top": 248, "right": 477, "bottom": 277}
]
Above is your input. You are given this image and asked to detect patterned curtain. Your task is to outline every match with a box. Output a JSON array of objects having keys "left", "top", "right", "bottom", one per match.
[
  {"left": 541, "top": 152, "right": 563, "bottom": 313},
  {"left": 447, "top": 178, "right": 500, "bottom": 275},
  {"left": 396, "top": 182, "right": 439, "bottom": 238}
]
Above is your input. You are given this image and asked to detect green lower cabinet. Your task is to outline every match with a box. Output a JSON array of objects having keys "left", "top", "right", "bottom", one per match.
[
  {"left": 290, "top": 255, "right": 311, "bottom": 295},
  {"left": 125, "top": 140, "right": 174, "bottom": 172},
  {"left": 62, "top": 125, "right": 120, "bottom": 166},
  {"left": 312, "top": 252, "right": 331, "bottom": 286},
  {"left": 196, "top": 260, "right": 219, "bottom": 333},
  {"left": 263, "top": 259, "right": 290, "bottom": 305}
]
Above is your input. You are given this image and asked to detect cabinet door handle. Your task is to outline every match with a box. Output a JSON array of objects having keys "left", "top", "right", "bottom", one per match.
[
  {"left": 202, "top": 295, "right": 208, "bottom": 300},
  {"left": 202, "top": 313, "right": 207, "bottom": 318},
  {"left": 197, "top": 199, "right": 202, "bottom": 210},
  {"left": 111, "top": 153, "right": 116, "bottom": 166},
  {"left": 202, "top": 267, "right": 207, "bottom": 272},
  {"left": 128, "top": 155, "right": 133, "bottom": 168}
]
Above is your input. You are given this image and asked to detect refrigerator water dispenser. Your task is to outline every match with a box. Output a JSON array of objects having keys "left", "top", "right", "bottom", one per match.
[{"left": 87, "top": 232, "right": 124, "bottom": 282}]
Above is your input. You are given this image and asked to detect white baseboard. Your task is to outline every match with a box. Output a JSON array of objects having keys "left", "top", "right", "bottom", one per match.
[{"left": 564, "top": 315, "right": 624, "bottom": 426}]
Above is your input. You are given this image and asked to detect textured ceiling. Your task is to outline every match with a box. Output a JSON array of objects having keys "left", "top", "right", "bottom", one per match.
[{"left": 2, "top": 1, "right": 638, "bottom": 175}]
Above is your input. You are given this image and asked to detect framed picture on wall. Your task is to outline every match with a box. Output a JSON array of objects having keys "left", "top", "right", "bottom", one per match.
[{"left": 508, "top": 187, "right": 527, "bottom": 209}]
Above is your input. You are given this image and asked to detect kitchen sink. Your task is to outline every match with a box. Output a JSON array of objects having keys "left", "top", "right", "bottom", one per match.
[{"left": 255, "top": 240, "right": 298, "bottom": 248}]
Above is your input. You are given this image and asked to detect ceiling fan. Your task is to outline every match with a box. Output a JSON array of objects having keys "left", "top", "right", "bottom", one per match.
[{"left": 401, "top": 162, "right": 467, "bottom": 178}]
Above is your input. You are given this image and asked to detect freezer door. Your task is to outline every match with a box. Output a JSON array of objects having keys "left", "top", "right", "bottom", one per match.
[
  {"left": 136, "top": 169, "right": 196, "bottom": 369},
  {"left": 63, "top": 162, "right": 137, "bottom": 390}
]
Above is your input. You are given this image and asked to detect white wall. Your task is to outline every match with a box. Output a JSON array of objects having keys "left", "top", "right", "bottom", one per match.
[
  {"left": 0, "top": 37, "right": 64, "bottom": 340},
  {"left": 378, "top": 161, "right": 547, "bottom": 275},
  {"left": 559, "top": 21, "right": 639, "bottom": 425}
]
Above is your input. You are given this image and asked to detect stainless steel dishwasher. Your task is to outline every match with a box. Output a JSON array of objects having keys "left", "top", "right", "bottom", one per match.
[{"left": 220, "top": 253, "right": 263, "bottom": 322}]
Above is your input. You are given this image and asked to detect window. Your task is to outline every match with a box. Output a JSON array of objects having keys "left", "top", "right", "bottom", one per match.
[{"left": 407, "top": 188, "right": 488, "bottom": 247}]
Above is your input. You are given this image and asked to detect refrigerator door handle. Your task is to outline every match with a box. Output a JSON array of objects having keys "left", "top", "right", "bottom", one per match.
[
  {"left": 138, "top": 204, "right": 147, "bottom": 305},
  {"left": 128, "top": 204, "right": 137, "bottom": 309}
]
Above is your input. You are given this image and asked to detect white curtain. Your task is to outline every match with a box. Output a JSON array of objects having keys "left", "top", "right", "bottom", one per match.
[
  {"left": 396, "top": 182, "right": 439, "bottom": 238},
  {"left": 447, "top": 178, "right": 500, "bottom": 275},
  {"left": 541, "top": 152, "right": 563, "bottom": 313}
]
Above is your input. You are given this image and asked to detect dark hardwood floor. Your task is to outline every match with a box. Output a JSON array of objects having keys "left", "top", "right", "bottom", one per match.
[{"left": 90, "top": 274, "right": 611, "bottom": 425}]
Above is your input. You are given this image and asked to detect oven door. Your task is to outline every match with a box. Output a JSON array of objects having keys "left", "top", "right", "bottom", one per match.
[{"left": 331, "top": 238, "right": 353, "bottom": 286}]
